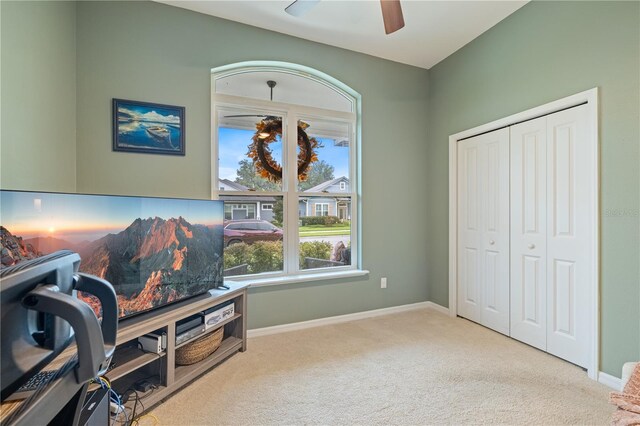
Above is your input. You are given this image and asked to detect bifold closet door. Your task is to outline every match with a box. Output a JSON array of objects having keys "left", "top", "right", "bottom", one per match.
[
  {"left": 510, "top": 116, "right": 548, "bottom": 351},
  {"left": 510, "top": 104, "right": 593, "bottom": 368},
  {"left": 545, "top": 105, "right": 592, "bottom": 368},
  {"left": 457, "top": 128, "right": 510, "bottom": 335}
]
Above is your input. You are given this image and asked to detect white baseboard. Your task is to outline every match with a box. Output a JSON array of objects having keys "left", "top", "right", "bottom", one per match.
[
  {"left": 248, "top": 301, "right": 438, "bottom": 338},
  {"left": 598, "top": 371, "right": 622, "bottom": 391},
  {"left": 425, "top": 301, "right": 450, "bottom": 315}
]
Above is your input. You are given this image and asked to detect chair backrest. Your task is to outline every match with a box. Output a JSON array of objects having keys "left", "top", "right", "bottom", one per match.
[
  {"left": 0, "top": 251, "right": 80, "bottom": 400},
  {"left": 1, "top": 250, "right": 118, "bottom": 402}
]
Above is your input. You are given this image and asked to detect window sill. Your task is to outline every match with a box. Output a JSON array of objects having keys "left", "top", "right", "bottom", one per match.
[{"left": 224, "top": 269, "right": 369, "bottom": 288}]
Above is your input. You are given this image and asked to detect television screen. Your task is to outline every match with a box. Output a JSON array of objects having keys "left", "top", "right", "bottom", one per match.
[{"left": 0, "top": 190, "right": 224, "bottom": 320}]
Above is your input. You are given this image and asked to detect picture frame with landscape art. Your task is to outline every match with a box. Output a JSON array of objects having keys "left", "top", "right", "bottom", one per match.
[{"left": 113, "top": 98, "right": 185, "bottom": 155}]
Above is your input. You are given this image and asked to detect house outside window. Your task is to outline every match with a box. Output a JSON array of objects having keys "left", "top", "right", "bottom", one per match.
[{"left": 212, "top": 63, "right": 360, "bottom": 281}]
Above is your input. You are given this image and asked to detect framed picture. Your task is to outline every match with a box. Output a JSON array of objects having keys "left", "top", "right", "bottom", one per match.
[{"left": 112, "top": 99, "right": 185, "bottom": 155}]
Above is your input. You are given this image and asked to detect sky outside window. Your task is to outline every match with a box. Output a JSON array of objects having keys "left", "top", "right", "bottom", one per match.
[{"left": 219, "top": 127, "right": 349, "bottom": 183}]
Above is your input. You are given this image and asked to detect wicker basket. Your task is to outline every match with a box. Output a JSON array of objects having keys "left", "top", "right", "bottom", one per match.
[{"left": 175, "top": 327, "right": 223, "bottom": 365}]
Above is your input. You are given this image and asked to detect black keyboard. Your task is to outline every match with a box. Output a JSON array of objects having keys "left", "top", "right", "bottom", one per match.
[
  {"left": 17, "top": 370, "right": 56, "bottom": 392},
  {"left": 5, "top": 370, "right": 57, "bottom": 401}
]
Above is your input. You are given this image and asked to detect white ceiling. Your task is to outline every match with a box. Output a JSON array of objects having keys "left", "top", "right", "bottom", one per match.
[{"left": 156, "top": 0, "right": 528, "bottom": 69}]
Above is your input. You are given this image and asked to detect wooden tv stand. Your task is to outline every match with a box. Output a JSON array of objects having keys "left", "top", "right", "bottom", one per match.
[{"left": 107, "top": 282, "right": 248, "bottom": 413}]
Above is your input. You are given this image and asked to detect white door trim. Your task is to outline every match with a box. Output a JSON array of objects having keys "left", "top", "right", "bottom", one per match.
[{"left": 448, "top": 88, "right": 599, "bottom": 380}]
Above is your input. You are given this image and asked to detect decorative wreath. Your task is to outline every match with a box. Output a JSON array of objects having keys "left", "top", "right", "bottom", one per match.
[{"left": 247, "top": 118, "right": 320, "bottom": 183}]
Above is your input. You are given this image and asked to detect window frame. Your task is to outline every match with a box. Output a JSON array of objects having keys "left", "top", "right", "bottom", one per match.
[
  {"left": 314, "top": 203, "right": 330, "bottom": 216},
  {"left": 211, "top": 65, "right": 361, "bottom": 284}
]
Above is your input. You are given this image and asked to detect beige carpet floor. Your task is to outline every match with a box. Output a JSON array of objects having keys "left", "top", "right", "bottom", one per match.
[{"left": 151, "top": 308, "right": 613, "bottom": 425}]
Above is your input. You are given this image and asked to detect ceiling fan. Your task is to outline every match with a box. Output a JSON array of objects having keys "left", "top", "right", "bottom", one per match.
[{"left": 285, "top": 0, "right": 405, "bottom": 35}]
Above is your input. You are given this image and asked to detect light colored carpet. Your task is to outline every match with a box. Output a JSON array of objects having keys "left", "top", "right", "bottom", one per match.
[{"left": 151, "top": 308, "right": 613, "bottom": 425}]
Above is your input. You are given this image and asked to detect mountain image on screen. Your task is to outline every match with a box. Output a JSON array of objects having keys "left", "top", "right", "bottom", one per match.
[
  {"left": 76, "top": 216, "right": 223, "bottom": 318},
  {"left": 1, "top": 226, "right": 40, "bottom": 265},
  {"left": 1, "top": 217, "right": 223, "bottom": 319}
]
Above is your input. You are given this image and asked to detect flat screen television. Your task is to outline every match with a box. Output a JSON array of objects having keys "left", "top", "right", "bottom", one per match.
[{"left": 0, "top": 190, "right": 224, "bottom": 320}]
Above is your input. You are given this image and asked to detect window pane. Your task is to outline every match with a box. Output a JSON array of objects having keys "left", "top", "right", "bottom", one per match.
[
  {"left": 215, "top": 71, "right": 354, "bottom": 113},
  {"left": 221, "top": 196, "right": 284, "bottom": 277},
  {"left": 218, "top": 111, "right": 284, "bottom": 192},
  {"left": 299, "top": 197, "right": 351, "bottom": 270},
  {"left": 224, "top": 204, "right": 256, "bottom": 221},
  {"left": 297, "top": 118, "right": 350, "bottom": 192}
]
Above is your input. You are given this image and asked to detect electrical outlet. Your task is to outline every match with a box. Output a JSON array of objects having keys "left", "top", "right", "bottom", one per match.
[{"left": 381, "top": 277, "right": 387, "bottom": 289}]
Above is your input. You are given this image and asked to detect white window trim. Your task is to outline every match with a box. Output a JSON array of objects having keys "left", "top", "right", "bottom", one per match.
[
  {"left": 226, "top": 268, "right": 369, "bottom": 288},
  {"left": 314, "top": 203, "right": 330, "bottom": 216},
  {"left": 261, "top": 204, "right": 274, "bottom": 210},
  {"left": 339, "top": 181, "right": 346, "bottom": 190},
  {"left": 211, "top": 62, "right": 363, "bottom": 284}
]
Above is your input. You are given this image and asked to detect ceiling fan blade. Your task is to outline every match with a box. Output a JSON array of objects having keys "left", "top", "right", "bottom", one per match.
[
  {"left": 285, "top": 0, "right": 321, "bottom": 17},
  {"left": 380, "top": 0, "right": 405, "bottom": 35}
]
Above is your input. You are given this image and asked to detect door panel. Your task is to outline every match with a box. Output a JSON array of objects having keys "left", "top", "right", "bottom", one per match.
[
  {"left": 523, "top": 136, "right": 541, "bottom": 234},
  {"left": 552, "top": 259, "right": 575, "bottom": 337},
  {"left": 484, "top": 250, "right": 498, "bottom": 310},
  {"left": 466, "top": 147, "right": 479, "bottom": 231},
  {"left": 458, "top": 141, "right": 482, "bottom": 323},
  {"left": 480, "top": 131, "right": 510, "bottom": 335},
  {"left": 546, "top": 104, "right": 592, "bottom": 368},
  {"left": 522, "top": 255, "right": 542, "bottom": 325},
  {"left": 464, "top": 248, "right": 479, "bottom": 304},
  {"left": 457, "top": 129, "right": 510, "bottom": 334},
  {"left": 486, "top": 142, "right": 500, "bottom": 232},
  {"left": 510, "top": 116, "right": 547, "bottom": 350},
  {"left": 552, "top": 127, "right": 574, "bottom": 236}
]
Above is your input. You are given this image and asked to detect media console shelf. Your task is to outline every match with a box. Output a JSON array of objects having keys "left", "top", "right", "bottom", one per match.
[{"left": 108, "top": 282, "right": 249, "bottom": 414}]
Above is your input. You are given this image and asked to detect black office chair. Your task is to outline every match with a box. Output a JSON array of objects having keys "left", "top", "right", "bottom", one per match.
[{"left": 1, "top": 250, "right": 118, "bottom": 425}]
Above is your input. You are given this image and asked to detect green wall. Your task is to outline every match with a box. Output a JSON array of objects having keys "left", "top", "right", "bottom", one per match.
[
  {"left": 2, "top": 0, "right": 638, "bottom": 377},
  {"left": 426, "top": 1, "right": 640, "bottom": 376},
  {"left": 72, "top": 1, "right": 430, "bottom": 327},
  {"left": 0, "top": 1, "right": 77, "bottom": 192}
]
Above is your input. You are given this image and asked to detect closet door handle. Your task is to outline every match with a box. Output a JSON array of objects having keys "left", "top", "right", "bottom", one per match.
[
  {"left": 489, "top": 240, "right": 495, "bottom": 245},
  {"left": 528, "top": 243, "right": 535, "bottom": 250}
]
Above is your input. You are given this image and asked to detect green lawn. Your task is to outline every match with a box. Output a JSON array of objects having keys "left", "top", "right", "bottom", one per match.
[{"left": 299, "top": 224, "right": 350, "bottom": 237}]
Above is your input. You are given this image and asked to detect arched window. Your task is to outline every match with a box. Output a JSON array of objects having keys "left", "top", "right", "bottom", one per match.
[{"left": 211, "top": 62, "right": 360, "bottom": 281}]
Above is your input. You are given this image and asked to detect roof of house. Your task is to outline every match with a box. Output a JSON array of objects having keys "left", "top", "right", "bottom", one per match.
[
  {"left": 303, "top": 176, "right": 349, "bottom": 193},
  {"left": 220, "top": 196, "right": 277, "bottom": 202},
  {"left": 219, "top": 178, "right": 249, "bottom": 191}
]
